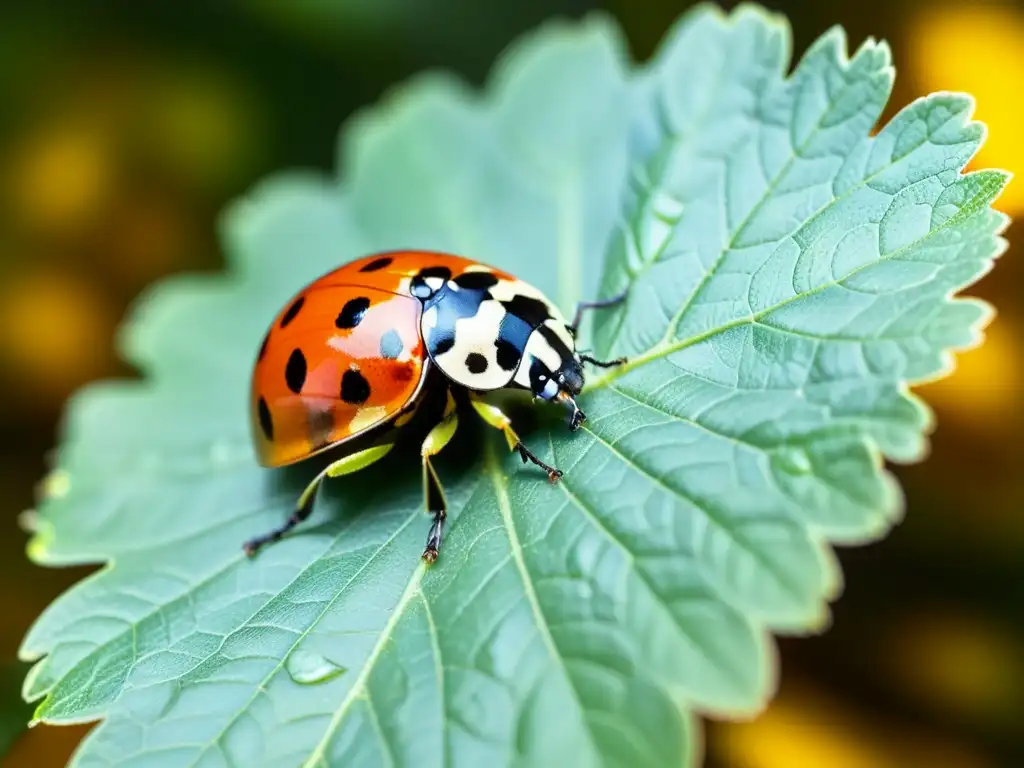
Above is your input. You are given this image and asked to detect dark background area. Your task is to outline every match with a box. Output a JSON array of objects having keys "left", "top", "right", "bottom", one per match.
[{"left": 0, "top": 1, "right": 1021, "bottom": 766}]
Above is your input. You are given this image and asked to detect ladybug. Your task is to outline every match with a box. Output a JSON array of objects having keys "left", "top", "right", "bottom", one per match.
[{"left": 243, "top": 250, "right": 626, "bottom": 563}]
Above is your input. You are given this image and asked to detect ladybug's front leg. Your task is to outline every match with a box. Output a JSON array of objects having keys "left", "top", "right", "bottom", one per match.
[{"left": 468, "top": 394, "right": 563, "bottom": 483}]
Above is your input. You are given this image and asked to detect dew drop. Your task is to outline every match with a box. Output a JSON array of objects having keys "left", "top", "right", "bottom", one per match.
[
  {"left": 774, "top": 446, "right": 812, "bottom": 475},
  {"left": 286, "top": 649, "right": 347, "bottom": 685},
  {"left": 209, "top": 439, "right": 233, "bottom": 466}
]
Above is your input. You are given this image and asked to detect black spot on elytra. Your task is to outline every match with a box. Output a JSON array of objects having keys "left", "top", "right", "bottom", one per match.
[
  {"left": 280, "top": 296, "right": 305, "bottom": 328},
  {"left": 359, "top": 256, "right": 392, "bottom": 272},
  {"left": 258, "top": 333, "right": 269, "bottom": 361},
  {"left": 502, "top": 295, "right": 551, "bottom": 328},
  {"left": 379, "top": 328, "right": 404, "bottom": 360},
  {"left": 258, "top": 397, "right": 274, "bottom": 440},
  {"left": 431, "top": 334, "right": 455, "bottom": 357},
  {"left": 495, "top": 338, "right": 521, "bottom": 371},
  {"left": 336, "top": 297, "right": 371, "bottom": 329},
  {"left": 285, "top": 349, "right": 307, "bottom": 393},
  {"left": 341, "top": 369, "right": 371, "bottom": 404},
  {"left": 465, "top": 352, "right": 488, "bottom": 374},
  {"left": 454, "top": 271, "right": 499, "bottom": 290}
]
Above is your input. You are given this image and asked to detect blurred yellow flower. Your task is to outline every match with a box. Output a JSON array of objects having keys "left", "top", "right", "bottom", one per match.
[
  {"left": 715, "top": 689, "right": 890, "bottom": 768},
  {"left": 886, "top": 612, "right": 1020, "bottom": 723},
  {"left": 144, "top": 66, "right": 266, "bottom": 194},
  {"left": 714, "top": 684, "right": 995, "bottom": 768},
  {"left": 8, "top": 126, "right": 114, "bottom": 234},
  {"left": 0, "top": 267, "right": 113, "bottom": 403},
  {"left": 906, "top": 3, "right": 1023, "bottom": 213}
]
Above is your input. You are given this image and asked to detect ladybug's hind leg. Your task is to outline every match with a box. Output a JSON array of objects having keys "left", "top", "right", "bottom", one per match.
[
  {"left": 419, "top": 390, "right": 460, "bottom": 564},
  {"left": 468, "top": 393, "right": 563, "bottom": 483},
  {"left": 243, "top": 441, "right": 395, "bottom": 556}
]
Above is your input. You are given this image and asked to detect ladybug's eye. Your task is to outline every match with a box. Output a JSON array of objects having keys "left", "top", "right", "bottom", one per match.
[
  {"left": 527, "top": 356, "right": 561, "bottom": 400},
  {"left": 411, "top": 265, "right": 453, "bottom": 299}
]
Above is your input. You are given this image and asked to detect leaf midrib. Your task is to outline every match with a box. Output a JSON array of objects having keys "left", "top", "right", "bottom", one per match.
[
  {"left": 592, "top": 28, "right": 744, "bottom": 351},
  {"left": 302, "top": 559, "right": 426, "bottom": 767},
  {"left": 602, "top": 32, "right": 871, "bottom": 354},
  {"left": 484, "top": 442, "right": 602, "bottom": 764},
  {"left": 657, "top": 58, "right": 869, "bottom": 349},
  {"left": 183, "top": 510, "right": 422, "bottom": 768},
  {"left": 296, "top": 473, "right": 487, "bottom": 765},
  {"left": 588, "top": 168, "right": 997, "bottom": 393},
  {"left": 599, "top": 49, "right": 983, "bottom": 370}
]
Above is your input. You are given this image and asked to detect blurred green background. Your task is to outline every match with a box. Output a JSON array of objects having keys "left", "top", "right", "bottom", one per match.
[{"left": 0, "top": 1, "right": 1020, "bottom": 766}]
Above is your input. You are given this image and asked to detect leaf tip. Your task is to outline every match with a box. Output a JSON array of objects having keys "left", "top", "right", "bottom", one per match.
[
  {"left": 28, "top": 697, "right": 49, "bottom": 726},
  {"left": 805, "top": 23, "right": 849, "bottom": 67},
  {"left": 487, "top": 8, "right": 629, "bottom": 98},
  {"left": 953, "top": 168, "right": 1015, "bottom": 219},
  {"left": 873, "top": 37, "right": 895, "bottom": 66},
  {"left": 727, "top": 2, "right": 792, "bottom": 55},
  {"left": 339, "top": 68, "right": 478, "bottom": 180},
  {"left": 730, "top": 1, "right": 788, "bottom": 27},
  {"left": 984, "top": 168, "right": 1014, "bottom": 201},
  {"left": 25, "top": 516, "right": 56, "bottom": 566},
  {"left": 781, "top": 598, "right": 835, "bottom": 639}
]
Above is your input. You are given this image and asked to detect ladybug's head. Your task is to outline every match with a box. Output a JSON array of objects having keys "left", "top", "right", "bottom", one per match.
[{"left": 522, "top": 323, "right": 587, "bottom": 430}]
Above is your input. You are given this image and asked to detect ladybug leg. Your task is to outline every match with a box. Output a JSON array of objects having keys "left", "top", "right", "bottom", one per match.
[
  {"left": 420, "top": 391, "right": 460, "bottom": 564},
  {"left": 469, "top": 394, "right": 563, "bottom": 483},
  {"left": 242, "top": 442, "right": 395, "bottom": 556},
  {"left": 567, "top": 287, "right": 629, "bottom": 337},
  {"left": 578, "top": 353, "right": 627, "bottom": 368}
]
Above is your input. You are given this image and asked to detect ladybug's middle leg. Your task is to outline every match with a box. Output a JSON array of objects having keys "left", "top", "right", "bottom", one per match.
[
  {"left": 242, "top": 441, "right": 395, "bottom": 556},
  {"left": 468, "top": 394, "right": 563, "bottom": 483},
  {"left": 419, "top": 390, "right": 460, "bottom": 564}
]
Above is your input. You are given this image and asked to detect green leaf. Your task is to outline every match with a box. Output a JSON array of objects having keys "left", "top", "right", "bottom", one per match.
[{"left": 19, "top": 4, "right": 1009, "bottom": 766}]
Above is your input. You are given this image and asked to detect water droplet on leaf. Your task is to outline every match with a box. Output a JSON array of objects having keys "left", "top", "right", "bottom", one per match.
[
  {"left": 774, "top": 446, "right": 812, "bottom": 475},
  {"left": 286, "top": 649, "right": 347, "bottom": 685}
]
